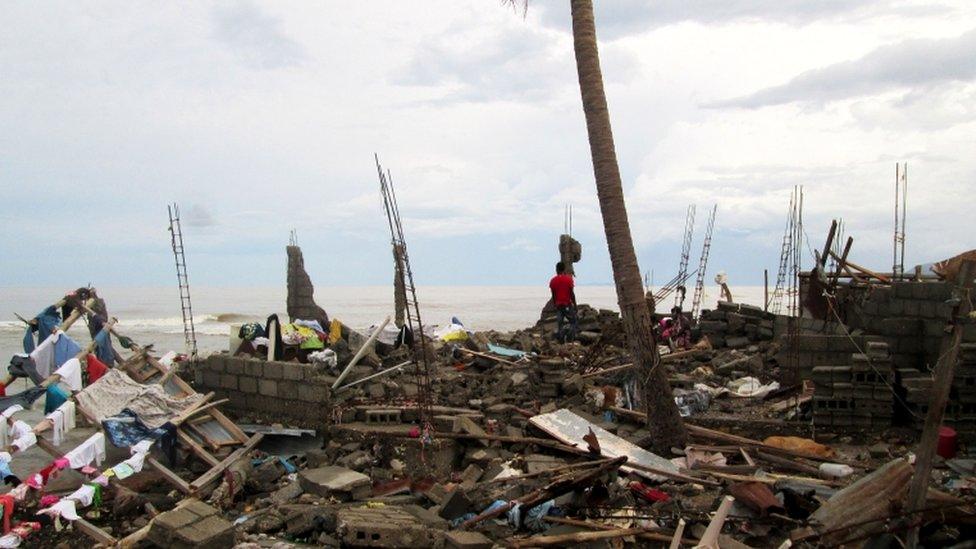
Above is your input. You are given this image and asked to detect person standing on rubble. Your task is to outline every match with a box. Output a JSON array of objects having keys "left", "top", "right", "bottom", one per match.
[{"left": 550, "top": 262, "right": 578, "bottom": 342}]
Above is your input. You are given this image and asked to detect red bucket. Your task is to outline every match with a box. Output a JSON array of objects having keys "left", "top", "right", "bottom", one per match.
[{"left": 937, "top": 426, "right": 958, "bottom": 459}]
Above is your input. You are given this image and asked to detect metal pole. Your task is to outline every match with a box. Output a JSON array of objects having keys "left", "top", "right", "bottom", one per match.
[
  {"left": 332, "top": 316, "right": 392, "bottom": 389},
  {"left": 764, "top": 269, "right": 769, "bottom": 312}
]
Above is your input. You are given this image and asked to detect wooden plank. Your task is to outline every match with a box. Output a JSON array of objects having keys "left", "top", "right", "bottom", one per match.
[
  {"left": 905, "top": 261, "right": 974, "bottom": 548},
  {"left": 190, "top": 434, "right": 264, "bottom": 492},
  {"left": 75, "top": 517, "right": 117, "bottom": 545},
  {"left": 179, "top": 430, "right": 220, "bottom": 466},
  {"left": 146, "top": 457, "right": 191, "bottom": 494}
]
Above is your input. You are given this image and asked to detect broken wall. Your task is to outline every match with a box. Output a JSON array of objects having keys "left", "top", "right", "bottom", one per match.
[
  {"left": 195, "top": 355, "right": 332, "bottom": 428},
  {"left": 286, "top": 245, "right": 329, "bottom": 327}
]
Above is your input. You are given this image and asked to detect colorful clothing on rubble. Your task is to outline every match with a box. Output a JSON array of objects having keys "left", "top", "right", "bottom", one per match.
[
  {"left": 22, "top": 306, "right": 60, "bottom": 355},
  {"left": 0, "top": 495, "right": 13, "bottom": 533},
  {"left": 238, "top": 323, "right": 265, "bottom": 341},
  {"left": 43, "top": 385, "right": 69, "bottom": 415},
  {"left": 264, "top": 315, "right": 284, "bottom": 360},
  {"left": 0, "top": 388, "right": 46, "bottom": 415},
  {"left": 6, "top": 356, "right": 42, "bottom": 386},
  {"left": 85, "top": 354, "right": 108, "bottom": 384},
  {"left": 29, "top": 332, "right": 81, "bottom": 379},
  {"left": 88, "top": 314, "right": 116, "bottom": 367}
]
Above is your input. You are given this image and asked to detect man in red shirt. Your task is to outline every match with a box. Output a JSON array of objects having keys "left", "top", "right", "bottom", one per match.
[{"left": 549, "top": 262, "right": 578, "bottom": 342}]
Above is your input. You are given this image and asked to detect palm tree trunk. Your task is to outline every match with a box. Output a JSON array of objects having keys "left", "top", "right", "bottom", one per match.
[{"left": 569, "top": 0, "right": 686, "bottom": 452}]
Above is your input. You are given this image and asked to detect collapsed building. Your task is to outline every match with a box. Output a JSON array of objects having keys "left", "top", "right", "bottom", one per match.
[{"left": 4, "top": 215, "right": 975, "bottom": 546}]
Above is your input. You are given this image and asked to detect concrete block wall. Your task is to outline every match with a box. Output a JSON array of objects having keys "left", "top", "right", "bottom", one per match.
[
  {"left": 194, "top": 354, "right": 333, "bottom": 428},
  {"left": 812, "top": 341, "right": 893, "bottom": 429},
  {"left": 845, "top": 281, "right": 975, "bottom": 372}
]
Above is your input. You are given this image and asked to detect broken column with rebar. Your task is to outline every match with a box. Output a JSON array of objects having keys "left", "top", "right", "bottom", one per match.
[{"left": 286, "top": 244, "right": 330, "bottom": 328}]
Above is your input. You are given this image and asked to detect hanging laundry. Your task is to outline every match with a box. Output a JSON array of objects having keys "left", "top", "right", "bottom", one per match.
[
  {"left": 64, "top": 433, "right": 105, "bottom": 469},
  {"left": 0, "top": 388, "right": 46, "bottom": 412},
  {"left": 52, "top": 333, "right": 81, "bottom": 372},
  {"left": 46, "top": 410, "right": 64, "bottom": 447},
  {"left": 0, "top": 454, "right": 12, "bottom": 486},
  {"left": 21, "top": 306, "right": 60, "bottom": 355},
  {"left": 0, "top": 407, "right": 23, "bottom": 450},
  {"left": 28, "top": 335, "right": 56, "bottom": 379},
  {"left": 111, "top": 462, "right": 135, "bottom": 480},
  {"left": 89, "top": 316, "right": 116, "bottom": 368},
  {"left": 0, "top": 494, "right": 12, "bottom": 534},
  {"left": 328, "top": 319, "right": 343, "bottom": 344},
  {"left": 46, "top": 401, "right": 75, "bottom": 447},
  {"left": 0, "top": 388, "right": 46, "bottom": 413},
  {"left": 0, "top": 521, "right": 39, "bottom": 548},
  {"left": 37, "top": 498, "right": 79, "bottom": 522},
  {"left": 9, "top": 421, "right": 35, "bottom": 453},
  {"left": 64, "top": 484, "right": 96, "bottom": 507},
  {"left": 101, "top": 409, "right": 171, "bottom": 448},
  {"left": 85, "top": 354, "right": 108, "bottom": 384},
  {"left": 5, "top": 356, "right": 42, "bottom": 386},
  {"left": 53, "top": 358, "right": 82, "bottom": 392},
  {"left": 43, "top": 385, "right": 69, "bottom": 415},
  {"left": 123, "top": 440, "right": 153, "bottom": 473},
  {"left": 264, "top": 314, "right": 283, "bottom": 360},
  {"left": 238, "top": 323, "right": 265, "bottom": 341}
]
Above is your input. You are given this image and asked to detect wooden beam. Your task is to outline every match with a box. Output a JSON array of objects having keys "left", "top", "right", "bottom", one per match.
[
  {"left": 189, "top": 433, "right": 264, "bottom": 492},
  {"left": 831, "top": 236, "right": 854, "bottom": 286},
  {"left": 146, "top": 457, "right": 191, "bottom": 494},
  {"left": 829, "top": 251, "right": 891, "bottom": 283},
  {"left": 75, "top": 517, "right": 117, "bottom": 545},
  {"left": 905, "top": 261, "right": 974, "bottom": 548},
  {"left": 820, "top": 220, "right": 838, "bottom": 268}
]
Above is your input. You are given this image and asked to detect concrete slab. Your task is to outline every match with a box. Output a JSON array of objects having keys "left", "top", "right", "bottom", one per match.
[{"left": 299, "top": 466, "right": 371, "bottom": 501}]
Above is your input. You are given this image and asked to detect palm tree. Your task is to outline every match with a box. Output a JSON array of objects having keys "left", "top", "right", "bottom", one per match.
[{"left": 508, "top": 0, "right": 687, "bottom": 451}]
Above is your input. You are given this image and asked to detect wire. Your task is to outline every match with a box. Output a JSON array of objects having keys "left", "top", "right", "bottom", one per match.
[{"left": 824, "top": 293, "right": 919, "bottom": 418}]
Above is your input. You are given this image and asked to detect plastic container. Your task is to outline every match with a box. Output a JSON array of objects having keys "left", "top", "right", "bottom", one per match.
[
  {"left": 938, "top": 426, "right": 958, "bottom": 459},
  {"left": 819, "top": 462, "right": 854, "bottom": 479}
]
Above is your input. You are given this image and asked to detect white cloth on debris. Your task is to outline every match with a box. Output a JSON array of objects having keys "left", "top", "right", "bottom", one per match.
[
  {"left": 66, "top": 484, "right": 96, "bottom": 507},
  {"left": 0, "top": 533, "right": 21, "bottom": 548},
  {"left": 28, "top": 333, "right": 59, "bottom": 378},
  {"left": 46, "top": 410, "right": 64, "bottom": 447},
  {"left": 46, "top": 401, "right": 76, "bottom": 447},
  {"left": 0, "top": 406, "right": 24, "bottom": 449},
  {"left": 9, "top": 420, "right": 35, "bottom": 452},
  {"left": 53, "top": 358, "right": 82, "bottom": 392},
  {"left": 37, "top": 498, "right": 80, "bottom": 521},
  {"left": 123, "top": 439, "right": 154, "bottom": 473},
  {"left": 64, "top": 433, "right": 105, "bottom": 469},
  {"left": 726, "top": 377, "right": 781, "bottom": 399}
]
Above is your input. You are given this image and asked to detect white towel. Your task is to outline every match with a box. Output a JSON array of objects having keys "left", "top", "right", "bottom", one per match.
[
  {"left": 37, "top": 498, "right": 79, "bottom": 521},
  {"left": 0, "top": 406, "right": 24, "bottom": 449},
  {"left": 9, "top": 420, "right": 35, "bottom": 452},
  {"left": 46, "top": 410, "right": 64, "bottom": 447},
  {"left": 124, "top": 440, "right": 154, "bottom": 473},
  {"left": 66, "top": 484, "right": 96, "bottom": 507},
  {"left": 53, "top": 358, "right": 82, "bottom": 392},
  {"left": 29, "top": 333, "right": 59, "bottom": 378},
  {"left": 64, "top": 433, "right": 106, "bottom": 469},
  {"left": 61, "top": 401, "right": 76, "bottom": 431}
]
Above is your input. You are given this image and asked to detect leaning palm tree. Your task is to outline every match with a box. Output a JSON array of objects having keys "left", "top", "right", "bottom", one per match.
[{"left": 507, "top": 0, "right": 687, "bottom": 451}]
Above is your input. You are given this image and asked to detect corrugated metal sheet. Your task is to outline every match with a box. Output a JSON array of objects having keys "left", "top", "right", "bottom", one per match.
[{"left": 529, "top": 408, "right": 678, "bottom": 481}]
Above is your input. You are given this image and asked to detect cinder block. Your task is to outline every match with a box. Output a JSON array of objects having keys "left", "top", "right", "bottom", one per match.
[
  {"left": 206, "top": 356, "right": 225, "bottom": 373},
  {"left": 219, "top": 374, "right": 238, "bottom": 390},
  {"left": 239, "top": 376, "right": 257, "bottom": 393},
  {"left": 225, "top": 358, "right": 245, "bottom": 375},
  {"left": 244, "top": 359, "right": 264, "bottom": 377},
  {"left": 281, "top": 364, "right": 304, "bottom": 381},
  {"left": 202, "top": 371, "right": 220, "bottom": 389},
  {"left": 259, "top": 379, "right": 278, "bottom": 397},
  {"left": 264, "top": 362, "right": 284, "bottom": 380}
]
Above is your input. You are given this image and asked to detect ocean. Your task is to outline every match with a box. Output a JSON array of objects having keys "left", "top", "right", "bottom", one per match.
[{"left": 0, "top": 285, "right": 769, "bottom": 360}]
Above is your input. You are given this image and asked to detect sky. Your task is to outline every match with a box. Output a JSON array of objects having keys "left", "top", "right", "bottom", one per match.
[{"left": 1, "top": 1, "right": 974, "bottom": 289}]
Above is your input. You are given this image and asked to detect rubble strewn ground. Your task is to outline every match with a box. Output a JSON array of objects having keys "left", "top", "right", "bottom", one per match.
[{"left": 167, "top": 299, "right": 975, "bottom": 547}]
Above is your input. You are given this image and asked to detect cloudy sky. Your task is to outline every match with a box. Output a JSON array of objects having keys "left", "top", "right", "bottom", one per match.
[{"left": 1, "top": 1, "right": 974, "bottom": 289}]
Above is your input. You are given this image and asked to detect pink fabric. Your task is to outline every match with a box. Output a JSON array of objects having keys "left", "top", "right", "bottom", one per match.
[
  {"left": 54, "top": 458, "right": 69, "bottom": 470},
  {"left": 39, "top": 495, "right": 60, "bottom": 507}
]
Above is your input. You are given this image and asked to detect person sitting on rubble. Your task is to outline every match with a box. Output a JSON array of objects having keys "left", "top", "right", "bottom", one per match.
[
  {"left": 549, "top": 262, "right": 578, "bottom": 343},
  {"left": 661, "top": 306, "right": 691, "bottom": 350}
]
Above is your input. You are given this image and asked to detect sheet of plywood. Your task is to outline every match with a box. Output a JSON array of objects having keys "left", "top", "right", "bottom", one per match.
[{"left": 529, "top": 408, "right": 678, "bottom": 481}]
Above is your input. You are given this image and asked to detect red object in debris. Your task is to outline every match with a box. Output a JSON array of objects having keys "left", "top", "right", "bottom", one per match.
[
  {"left": 938, "top": 426, "right": 958, "bottom": 459},
  {"left": 0, "top": 382, "right": 5, "bottom": 397},
  {"left": 629, "top": 481, "right": 670, "bottom": 503},
  {"left": 408, "top": 426, "right": 421, "bottom": 438}
]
